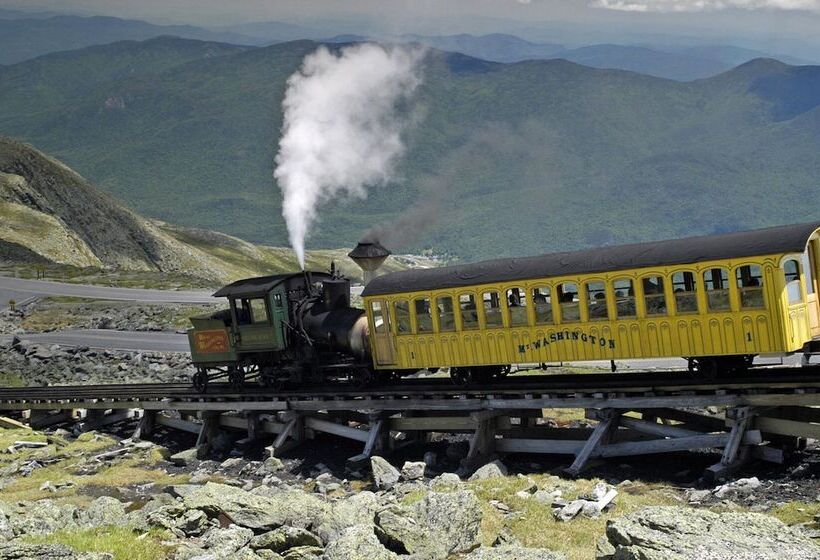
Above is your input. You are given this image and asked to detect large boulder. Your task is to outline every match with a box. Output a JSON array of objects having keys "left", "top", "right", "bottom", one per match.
[
  {"left": 314, "top": 491, "right": 381, "bottom": 543},
  {"left": 250, "top": 526, "right": 323, "bottom": 553},
  {"left": 468, "top": 460, "right": 508, "bottom": 481},
  {"left": 200, "top": 525, "right": 254, "bottom": 558},
  {"left": 464, "top": 545, "right": 566, "bottom": 560},
  {"left": 370, "top": 457, "right": 400, "bottom": 490},
  {"left": 0, "top": 542, "right": 79, "bottom": 559},
  {"left": 599, "top": 506, "right": 820, "bottom": 560},
  {"left": 375, "top": 489, "right": 482, "bottom": 559},
  {"left": 323, "top": 525, "right": 398, "bottom": 560},
  {"left": 79, "top": 497, "right": 127, "bottom": 529},
  {"left": 7, "top": 500, "right": 78, "bottom": 536},
  {"left": 181, "top": 483, "right": 331, "bottom": 531}
]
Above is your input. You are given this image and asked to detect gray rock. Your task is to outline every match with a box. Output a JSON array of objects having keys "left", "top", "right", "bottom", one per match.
[
  {"left": 463, "top": 545, "right": 566, "bottom": 560},
  {"left": 323, "top": 525, "right": 397, "bottom": 560},
  {"left": 258, "top": 457, "right": 285, "bottom": 474},
  {"left": 9, "top": 500, "right": 78, "bottom": 536},
  {"left": 370, "top": 457, "right": 400, "bottom": 490},
  {"left": 315, "top": 491, "right": 381, "bottom": 543},
  {"left": 430, "top": 472, "right": 461, "bottom": 490},
  {"left": 280, "top": 545, "right": 323, "bottom": 560},
  {"left": 169, "top": 448, "right": 198, "bottom": 467},
  {"left": 250, "top": 526, "right": 323, "bottom": 552},
  {"left": 79, "top": 496, "right": 126, "bottom": 529},
  {"left": 423, "top": 452, "right": 437, "bottom": 468},
  {"left": 0, "top": 542, "right": 78, "bottom": 559},
  {"left": 600, "top": 506, "right": 820, "bottom": 560},
  {"left": 468, "top": 460, "right": 508, "bottom": 481},
  {"left": 375, "top": 489, "right": 482, "bottom": 559},
  {"left": 201, "top": 525, "right": 253, "bottom": 557},
  {"left": 400, "top": 461, "right": 426, "bottom": 481},
  {"left": 256, "top": 551, "right": 285, "bottom": 560}
]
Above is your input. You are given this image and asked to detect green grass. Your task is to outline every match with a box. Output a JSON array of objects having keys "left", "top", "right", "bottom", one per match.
[
  {"left": 463, "top": 475, "right": 680, "bottom": 560},
  {"left": 26, "top": 526, "right": 170, "bottom": 560},
  {"left": 769, "top": 501, "right": 820, "bottom": 527}
]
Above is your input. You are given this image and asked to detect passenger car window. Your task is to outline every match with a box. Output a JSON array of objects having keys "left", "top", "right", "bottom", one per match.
[
  {"left": 482, "top": 291, "right": 503, "bottom": 328},
  {"left": 613, "top": 278, "right": 636, "bottom": 318},
  {"left": 506, "top": 287, "right": 528, "bottom": 326},
  {"left": 586, "top": 281, "right": 609, "bottom": 320},
  {"left": 736, "top": 265, "right": 764, "bottom": 309},
  {"left": 532, "top": 286, "right": 553, "bottom": 324},
  {"left": 703, "top": 268, "right": 731, "bottom": 311},
  {"left": 784, "top": 259, "right": 803, "bottom": 304},
  {"left": 459, "top": 294, "right": 479, "bottom": 330},
  {"left": 371, "top": 301, "right": 387, "bottom": 333},
  {"left": 395, "top": 300, "right": 411, "bottom": 334},
  {"left": 414, "top": 297, "right": 433, "bottom": 333},
  {"left": 557, "top": 282, "right": 580, "bottom": 323},
  {"left": 249, "top": 299, "right": 269, "bottom": 324},
  {"left": 672, "top": 271, "right": 698, "bottom": 314},
  {"left": 642, "top": 276, "right": 667, "bottom": 316},
  {"left": 437, "top": 296, "right": 455, "bottom": 332}
]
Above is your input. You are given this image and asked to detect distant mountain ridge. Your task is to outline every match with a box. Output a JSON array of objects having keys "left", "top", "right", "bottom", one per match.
[{"left": 1, "top": 38, "right": 820, "bottom": 262}]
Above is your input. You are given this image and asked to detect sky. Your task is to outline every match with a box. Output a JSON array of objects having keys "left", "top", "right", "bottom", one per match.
[{"left": 5, "top": 0, "right": 820, "bottom": 57}]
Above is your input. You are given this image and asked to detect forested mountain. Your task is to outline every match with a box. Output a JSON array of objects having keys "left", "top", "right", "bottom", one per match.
[{"left": 1, "top": 38, "right": 819, "bottom": 261}]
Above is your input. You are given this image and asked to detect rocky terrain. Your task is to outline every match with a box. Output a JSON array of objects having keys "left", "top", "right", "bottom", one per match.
[{"left": 0, "top": 420, "right": 816, "bottom": 560}]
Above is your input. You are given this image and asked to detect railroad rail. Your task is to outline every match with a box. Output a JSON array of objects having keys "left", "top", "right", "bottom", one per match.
[{"left": 1, "top": 367, "right": 818, "bottom": 480}]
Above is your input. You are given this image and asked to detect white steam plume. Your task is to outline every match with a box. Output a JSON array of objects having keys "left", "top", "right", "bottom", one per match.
[{"left": 274, "top": 43, "right": 425, "bottom": 268}]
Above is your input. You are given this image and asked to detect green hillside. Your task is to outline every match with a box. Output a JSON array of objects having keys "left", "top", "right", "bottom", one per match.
[{"left": 1, "top": 38, "right": 819, "bottom": 262}]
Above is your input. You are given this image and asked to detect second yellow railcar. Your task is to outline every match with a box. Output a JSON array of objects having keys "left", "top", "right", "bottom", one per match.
[{"left": 362, "top": 221, "right": 820, "bottom": 379}]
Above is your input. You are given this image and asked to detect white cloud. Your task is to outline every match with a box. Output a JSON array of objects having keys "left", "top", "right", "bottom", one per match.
[{"left": 593, "top": 0, "right": 820, "bottom": 11}]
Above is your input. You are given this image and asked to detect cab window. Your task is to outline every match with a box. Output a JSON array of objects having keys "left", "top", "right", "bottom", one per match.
[
  {"left": 557, "top": 282, "right": 580, "bottom": 323},
  {"left": 414, "top": 297, "right": 433, "bottom": 333},
  {"left": 613, "top": 278, "right": 636, "bottom": 318},
  {"left": 437, "top": 296, "right": 455, "bottom": 332},
  {"left": 586, "top": 281, "right": 609, "bottom": 320},
  {"left": 395, "top": 300, "right": 411, "bottom": 334},
  {"left": 784, "top": 259, "right": 803, "bottom": 304},
  {"left": 672, "top": 271, "right": 698, "bottom": 314},
  {"left": 506, "top": 287, "right": 528, "bottom": 327},
  {"left": 736, "top": 265, "right": 764, "bottom": 309},
  {"left": 459, "top": 294, "right": 479, "bottom": 330},
  {"left": 703, "top": 267, "right": 731, "bottom": 312},
  {"left": 273, "top": 293, "right": 283, "bottom": 307},
  {"left": 642, "top": 276, "right": 667, "bottom": 316},
  {"left": 482, "top": 291, "right": 503, "bottom": 328},
  {"left": 371, "top": 301, "right": 387, "bottom": 334},
  {"left": 238, "top": 298, "right": 268, "bottom": 325},
  {"left": 532, "top": 286, "right": 553, "bottom": 324}
]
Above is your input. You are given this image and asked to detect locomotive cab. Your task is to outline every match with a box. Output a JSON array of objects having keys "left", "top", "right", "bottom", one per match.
[{"left": 188, "top": 270, "right": 372, "bottom": 392}]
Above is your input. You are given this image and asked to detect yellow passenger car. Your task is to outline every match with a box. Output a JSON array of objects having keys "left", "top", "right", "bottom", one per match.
[{"left": 361, "top": 221, "right": 820, "bottom": 380}]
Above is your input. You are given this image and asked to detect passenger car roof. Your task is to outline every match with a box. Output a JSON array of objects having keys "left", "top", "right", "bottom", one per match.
[
  {"left": 213, "top": 271, "right": 331, "bottom": 298},
  {"left": 363, "top": 221, "right": 820, "bottom": 297}
]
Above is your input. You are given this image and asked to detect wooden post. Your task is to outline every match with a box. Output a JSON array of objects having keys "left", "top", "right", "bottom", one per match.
[
  {"left": 267, "top": 412, "right": 304, "bottom": 458},
  {"left": 461, "top": 411, "right": 499, "bottom": 472},
  {"left": 196, "top": 412, "right": 221, "bottom": 459},
  {"left": 565, "top": 408, "right": 619, "bottom": 477},
  {"left": 706, "top": 406, "right": 753, "bottom": 481},
  {"left": 246, "top": 412, "right": 261, "bottom": 442},
  {"left": 346, "top": 412, "right": 390, "bottom": 468},
  {"left": 133, "top": 410, "right": 156, "bottom": 440}
]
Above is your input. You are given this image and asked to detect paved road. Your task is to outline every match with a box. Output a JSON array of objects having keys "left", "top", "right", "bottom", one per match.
[
  {"left": 1, "top": 329, "right": 190, "bottom": 353},
  {"left": 0, "top": 275, "right": 214, "bottom": 309}
]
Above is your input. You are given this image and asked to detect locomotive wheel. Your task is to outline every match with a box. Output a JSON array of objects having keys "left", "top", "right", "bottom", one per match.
[
  {"left": 259, "top": 366, "right": 276, "bottom": 388},
  {"left": 228, "top": 367, "right": 245, "bottom": 391},
  {"left": 192, "top": 369, "right": 208, "bottom": 393}
]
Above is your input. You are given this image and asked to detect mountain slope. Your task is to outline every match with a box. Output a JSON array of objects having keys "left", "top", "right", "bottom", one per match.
[
  {"left": 0, "top": 138, "right": 431, "bottom": 281},
  {"left": 1, "top": 39, "right": 820, "bottom": 262},
  {"left": 0, "top": 15, "right": 260, "bottom": 64}
]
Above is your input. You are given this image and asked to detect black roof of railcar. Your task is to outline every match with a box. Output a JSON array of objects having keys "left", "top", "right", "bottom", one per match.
[
  {"left": 363, "top": 221, "right": 820, "bottom": 297},
  {"left": 213, "top": 271, "right": 332, "bottom": 298}
]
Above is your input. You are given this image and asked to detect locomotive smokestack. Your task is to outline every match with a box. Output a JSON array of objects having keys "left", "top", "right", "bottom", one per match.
[{"left": 348, "top": 239, "right": 391, "bottom": 284}]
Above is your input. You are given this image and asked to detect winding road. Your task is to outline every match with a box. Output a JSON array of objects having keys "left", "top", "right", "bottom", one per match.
[{"left": 0, "top": 275, "right": 213, "bottom": 308}]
